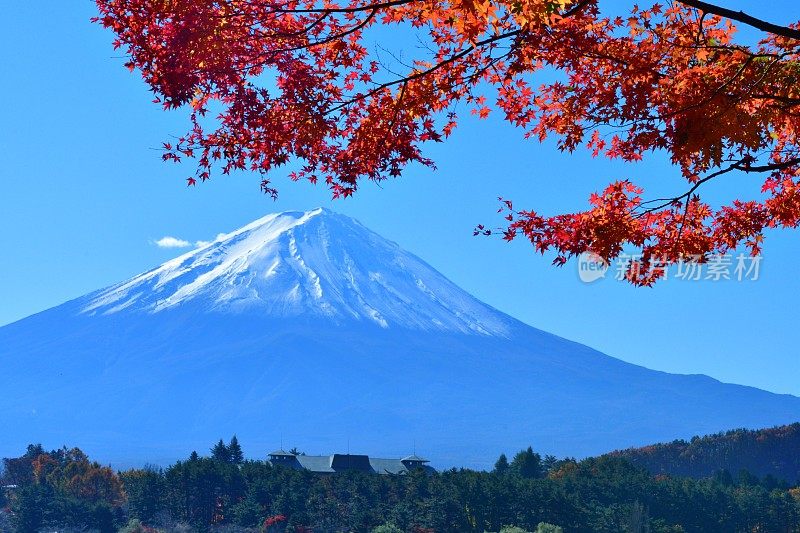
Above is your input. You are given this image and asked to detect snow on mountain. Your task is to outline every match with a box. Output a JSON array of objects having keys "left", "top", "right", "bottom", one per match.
[
  {"left": 81, "top": 208, "right": 513, "bottom": 336},
  {"left": 1, "top": 208, "right": 799, "bottom": 468}
]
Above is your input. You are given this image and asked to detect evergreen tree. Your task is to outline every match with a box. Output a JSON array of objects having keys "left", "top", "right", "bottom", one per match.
[
  {"left": 511, "top": 447, "right": 543, "bottom": 479},
  {"left": 231, "top": 496, "right": 262, "bottom": 527},
  {"left": 627, "top": 501, "right": 650, "bottom": 533},
  {"left": 536, "top": 524, "right": 564, "bottom": 533},
  {"left": 712, "top": 469, "right": 734, "bottom": 486},
  {"left": 543, "top": 454, "right": 558, "bottom": 473},
  {"left": 372, "top": 525, "right": 403, "bottom": 533},
  {"left": 738, "top": 469, "right": 759, "bottom": 486},
  {"left": 229, "top": 435, "right": 244, "bottom": 464},
  {"left": 212, "top": 439, "right": 231, "bottom": 463},
  {"left": 6, "top": 438, "right": 800, "bottom": 532},
  {"left": 494, "top": 453, "right": 509, "bottom": 475},
  {"left": 120, "top": 467, "right": 165, "bottom": 523},
  {"left": 10, "top": 484, "right": 47, "bottom": 533}
]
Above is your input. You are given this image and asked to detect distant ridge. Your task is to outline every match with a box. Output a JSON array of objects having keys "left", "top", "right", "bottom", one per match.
[
  {"left": 610, "top": 423, "right": 800, "bottom": 483},
  {"left": 1, "top": 208, "right": 799, "bottom": 468}
]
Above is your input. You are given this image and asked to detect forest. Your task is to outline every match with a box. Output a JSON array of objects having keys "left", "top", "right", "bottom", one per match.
[
  {"left": 612, "top": 423, "right": 800, "bottom": 482},
  {"left": 2, "top": 436, "right": 800, "bottom": 533}
]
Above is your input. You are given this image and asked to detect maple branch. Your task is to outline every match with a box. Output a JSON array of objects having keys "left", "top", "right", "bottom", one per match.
[
  {"left": 754, "top": 94, "right": 800, "bottom": 106},
  {"left": 671, "top": 156, "right": 800, "bottom": 248},
  {"left": 325, "top": 29, "right": 522, "bottom": 114},
  {"left": 264, "top": 0, "right": 416, "bottom": 15},
  {"left": 677, "top": 0, "right": 800, "bottom": 41},
  {"left": 742, "top": 157, "right": 800, "bottom": 173},
  {"left": 561, "top": 0, "right": 593, "bottom": 19},
  {"left": 236, "top": 8, "right": 379, "bottom": 71},
  {"left": 637, "top": 156, "right": 800, "bottom": 217}
]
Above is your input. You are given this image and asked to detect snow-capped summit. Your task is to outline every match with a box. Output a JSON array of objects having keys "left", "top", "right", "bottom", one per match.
[
  {"left": 2, "top": 208, "right": 800, "bottom": 467},
  {"left": 81, "top": 208, "right": 513, "bottom": 336}
]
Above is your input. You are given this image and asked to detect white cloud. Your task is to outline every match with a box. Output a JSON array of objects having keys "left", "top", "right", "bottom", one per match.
[
  {"left": 194, "top": 233, "right": 227, "bottom": 249},
  {"left": 154, "top": 236, "right": 192, "bottom": 248}
]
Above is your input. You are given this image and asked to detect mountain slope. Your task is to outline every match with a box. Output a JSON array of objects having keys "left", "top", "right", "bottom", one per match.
[
  {"left": 81, "top": 208, "right": 512, "bottom": 335},
  {"left": 0, "top": 208, "right": 798, "bottom": 468},
  {"left": 610, "top": 423, "right": 800, "bottom": 483}
]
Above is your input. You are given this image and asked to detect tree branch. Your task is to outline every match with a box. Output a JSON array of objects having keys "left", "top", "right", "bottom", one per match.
[
  {"left": 636, "top": 156, "right": 800, "bottom": 217},
  {"left": 677, "top": 0, "right": 800, "bottom": 40}
]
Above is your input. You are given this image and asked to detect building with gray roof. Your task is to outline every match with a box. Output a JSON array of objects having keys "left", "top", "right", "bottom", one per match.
[{"left": 267, "top": 450, "right": 434, "bottom": 475}]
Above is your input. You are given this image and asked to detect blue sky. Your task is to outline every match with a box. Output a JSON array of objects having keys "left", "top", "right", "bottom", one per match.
[{"left": 1, "top": 1, "right": 798, "bottom": 395}]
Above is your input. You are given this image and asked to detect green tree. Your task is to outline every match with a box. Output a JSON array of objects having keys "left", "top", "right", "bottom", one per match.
[
  {"left": 536, "top": 523, "right": 564, "bottom": 533},
  {"left": 119, "top": 518, "right": 149, "bottom": 533},
  {"left": 6, "top": 446, "right": 124, "bottom": 533},
  {"left": 10, "top": 483, "right": 48, "bottom": 533},
  {"left": 231, "top": 495, "right": 263, "bottom": 527},
  {"left": 628, "top": 502, "right": 650, "bottom": 533},
  {"left": 120, "top": 467, "right": 165, "bottom": 523},
  {"left": 542, "top": 455, "right": 558, "bottom": 473},
  {"left": 211, "top": 439, "right": 231, "bottom": 463},
  {"left": 372, "top": 524, "right": 404, "bottom": 533},
  {"left": 229, "top": 435, "right": 244, "bottom": 464},
  {"left": 8, "top": 437, "right": 800, "bottom": 532},
  {"left": 511, "top": 447, "right": 543, "bottom": 479},
  {"left": 164, "top": 456, "right": 246, "bottom": 529},
  {"left": 494, "top": 454, "right": 510, "bottom": 475}
]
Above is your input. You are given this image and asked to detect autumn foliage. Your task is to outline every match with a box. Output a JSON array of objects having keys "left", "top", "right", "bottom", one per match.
[
  {"left": 29, "top": 447, "right": 125, "bottom": 506},
  {"left": 2, "top": 444, "right": 126, "bottom": 529},
  {"left": 94, "top": 0, "right": 800, "bottom": 284}
]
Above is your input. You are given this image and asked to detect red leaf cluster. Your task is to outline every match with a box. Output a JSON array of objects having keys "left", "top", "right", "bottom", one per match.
[{"left": 93, "top": 0, "right": 800, "bottom": 284}]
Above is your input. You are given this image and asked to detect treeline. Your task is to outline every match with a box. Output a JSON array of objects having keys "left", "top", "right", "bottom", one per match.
[
  {"left": 2, "top": 439, "right": 800, "bottom": 533},
  {"left": 610, "top": 423, "right": 800, "bottom": 483}
]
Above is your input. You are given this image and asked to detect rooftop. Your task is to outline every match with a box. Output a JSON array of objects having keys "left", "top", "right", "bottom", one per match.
[
  {"left": 267, "top": 452, "right": 434, "bottom": 475},
  {"left": 268, "top": 449, "right": 296, "bottom": 457},
  {"left": 401, "top": 454, "right": 430, "bottom": 463}
]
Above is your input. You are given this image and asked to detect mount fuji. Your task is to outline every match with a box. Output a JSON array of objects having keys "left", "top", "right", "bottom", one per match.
[{"left": 1, "top": 208, "right": 798, "bottom": 468}]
